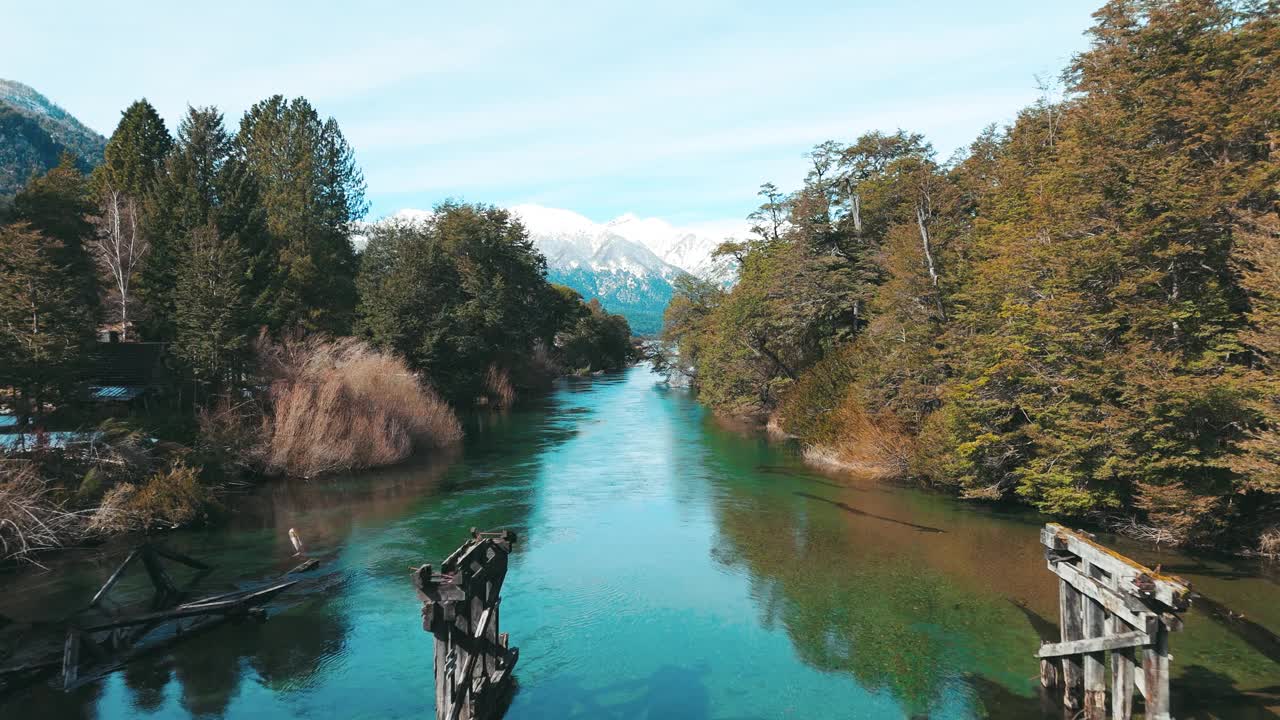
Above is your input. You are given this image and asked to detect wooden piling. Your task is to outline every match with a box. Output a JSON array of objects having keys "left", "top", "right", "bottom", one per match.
[
  {"left": 1038, "top": 524, "right": 1189, "bottom": 720},
  {"left": 1058, "top": 573, "right": 1085, "bottom": 712},
  {"left": 413, "top": 529, "right": 519, "bottom": 720}
]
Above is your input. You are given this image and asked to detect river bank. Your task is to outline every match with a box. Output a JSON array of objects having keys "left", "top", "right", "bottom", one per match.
[{"left": 1, "top": 366, "right": 1276, "bottom": 719}]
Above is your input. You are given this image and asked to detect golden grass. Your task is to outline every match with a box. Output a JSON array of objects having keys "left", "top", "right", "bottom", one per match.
[
  {"left": 90, "top": 460, "right": 215, "bottom": 532},
  {"left": 484, "top": 364, "right": 516, "bottom": 408},
  {"left": 0, "top": 462, "right": 86, "bottom": 563},
  {"left": 803, "top": 397, "right": 912, "bottom": 480},
  {"left": 254, "top": 335, "right": 462, "bottom": 478}
]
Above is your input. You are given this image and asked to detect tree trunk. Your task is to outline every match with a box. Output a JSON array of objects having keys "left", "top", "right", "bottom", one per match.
[{"left": 916, "top": 205, "right": 947, "bottom": 322}]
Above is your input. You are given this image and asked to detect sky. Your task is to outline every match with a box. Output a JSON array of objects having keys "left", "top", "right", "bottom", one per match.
[{"left": 4, "top": 1, "right": 1100, "bottom": 227}]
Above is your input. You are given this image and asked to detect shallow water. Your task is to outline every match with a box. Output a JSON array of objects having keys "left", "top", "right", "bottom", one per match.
[{"left": 2, "top": 366, "right": 1277, "bottom": 718}]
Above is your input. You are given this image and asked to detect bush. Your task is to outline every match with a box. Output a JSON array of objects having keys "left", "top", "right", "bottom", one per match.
[
  {"left": 484, "top": 364, "right": 515, "bottom": 409},
  {"left": 90, "top": 460, "right": 215, "bottom": 532},
  {"left": 254, "top": 334, "right": 462, "bottom": 477},
  {"left": 1, "top": 462, "right": 86, "bottom": 562},
  {"left": 1258, "top": 527, "right": 1280, "bottom": 560}
]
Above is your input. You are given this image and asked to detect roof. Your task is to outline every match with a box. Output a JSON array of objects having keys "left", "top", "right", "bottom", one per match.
[
  {"left": 88, "top": 385, "right": 146, "bottom": 401},
  {"left": 83, "top": 342, "right": 168, "bottom": 399}
]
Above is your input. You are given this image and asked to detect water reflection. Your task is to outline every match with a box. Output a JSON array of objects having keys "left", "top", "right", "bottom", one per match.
[
  {"left": 1, "top": 367, "right": 1277, "bottom": 719},
  {"left": 693, "top": 411, "right": 1280, "bottom": 718},
  {"left": 0, "top": 396, "right": 566, "bottom": 718}
]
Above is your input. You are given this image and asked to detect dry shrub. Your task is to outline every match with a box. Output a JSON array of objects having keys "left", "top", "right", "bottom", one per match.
[
  {"left": 1257, "top": 526, "right": 1280, "bottom": 560},
  {"left": 196, "top": 396, "right": 261, "bottom": 477},
  {"left": 0, "top": 462, "right": 86, "bottom": 562},
  {"left": 805, "top": 396, "right": 912, "bottom": 479},
  {"left": 1103, "top": 515, "right": 1181, "bottom": 547},
  {"left": 255, "top": 334, "right": 462, "bottom": 478},
  {"left": 90, "top": 460, "right": 215, "bottom": 532},
  {"left": 1131, "top": 480, "right": 1222, "bottom": 547},
  {"left": 484, "top": 364, "right": 515, "bottom": 408}
]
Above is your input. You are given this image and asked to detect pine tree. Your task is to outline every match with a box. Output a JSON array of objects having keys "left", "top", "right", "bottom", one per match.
[
  {"left": 97, "top": 100, "right": 172, "bottom": 200},
  {"left": 236, "top": 96, "right": 366, "bottom": 334},
  {"left": 173, "top": 223, "right": 248, "bottom": 399},
  {"left": 0, "top": 222, "right": 94, "bottom": 423},
  {"left": 10, "top": 154, "right": 99, "bottom": 314},
  {"left": 145, "top": 106, "right": 266, "bottom": 340}
]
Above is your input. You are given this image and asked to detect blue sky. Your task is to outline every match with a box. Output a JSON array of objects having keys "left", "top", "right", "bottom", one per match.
[{"left": 6, "top": 1, "right": 1098, "bottom": 225}]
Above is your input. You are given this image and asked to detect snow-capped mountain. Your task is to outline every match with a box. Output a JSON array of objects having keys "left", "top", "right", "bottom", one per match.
[
  {"left": 509, "top": 204, "right": 742, "bottom": 334},
  {"left": 384, "top": 204, "right": 744, "bottom": 335}
]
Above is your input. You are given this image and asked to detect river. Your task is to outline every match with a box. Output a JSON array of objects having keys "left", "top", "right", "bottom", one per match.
[{"left": 2, "top": 366, "right": 1277, "bottom": 718}]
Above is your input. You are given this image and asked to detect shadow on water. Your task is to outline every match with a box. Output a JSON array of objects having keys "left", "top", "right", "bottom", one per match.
[
  {"left": 754, "top": 464, "right": 864, "bottom": 490},
  {"left": 792, "top": 491, "right": 946, "bottom": 534},
  {"left": 1192, "top": 592, "right": 1280, "bottom": 666},
  {"left": 1010, "top": 598, "right": 1059, "bottom": 642},
  {"left": 1175, "top": 666, "right": 1280, "bottom": 719},
  {"left": 967, "top": 673, "right": 1058, "bottom": 719}
]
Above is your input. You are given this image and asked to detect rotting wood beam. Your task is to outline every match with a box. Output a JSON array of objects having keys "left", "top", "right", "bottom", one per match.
[
  {"left": 88, "top": 550, "right": 139, "bottom": 608},
  {"left": 1049, "top": 560, "right": 1159, "bottom": 634},
  {"left": 1037, "top": 631, "right": 1151, "bottom": 658},
  {"left": 1041, "top": 524, "right": 1190, "bottom": 610}
]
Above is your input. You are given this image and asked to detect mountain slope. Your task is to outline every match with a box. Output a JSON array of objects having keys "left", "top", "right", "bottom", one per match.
[
  {"left": 510, "top": 204, "right": 742, "bottom": 335},
  {"left": 0, "top": 79, "right": 106, "bottom": 203}
]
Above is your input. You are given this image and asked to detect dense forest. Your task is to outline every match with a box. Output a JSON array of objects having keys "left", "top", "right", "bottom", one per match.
[
  {"left": 660, "top": 0, "right": 1279, "bottom": 553},
  {"left": 0, "top": 95, "right": 633, "bottom": 560}
]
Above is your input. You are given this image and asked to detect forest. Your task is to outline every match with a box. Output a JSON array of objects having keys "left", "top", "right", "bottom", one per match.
[
  {"left": 0, "top": 97, "right": 633, "bottom": 561},
  {"left": 659, "top": 0, "right": 1280, "bottom": 554}
]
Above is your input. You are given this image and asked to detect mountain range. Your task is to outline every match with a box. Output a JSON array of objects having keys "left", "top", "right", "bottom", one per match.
[
  {"left": 393, "top": 205, "right": 742, "bottom": 335},
  {"left": 0, "top": 79, "right": 106, "bottom": 204}
]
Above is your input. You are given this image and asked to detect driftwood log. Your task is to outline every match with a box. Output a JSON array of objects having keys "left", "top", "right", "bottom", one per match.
[
  {"left": 412, "top": 529, "right": 519, "bottom": 720},
  {"left": 1, "top": 539, "right": 313, "bottom": 695}
]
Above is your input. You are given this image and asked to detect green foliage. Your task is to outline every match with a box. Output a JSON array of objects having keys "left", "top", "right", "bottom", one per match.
[
  {"left": 0, "top": 221, "right": 95, "bottom": 419},
  {"left": 8, "top": 154, "right": 100, "bottom": 312},
  {"left": 236, "top": 96, "right": 366, "bottom": 335},
  {"left": 558, "top": 297, "right": 634, "bottom": 373},
  {"left": 173, "top": 223, "right": 249, "bottom": 396},
  {"left": 95, "top": 100, "right": 171, "bottom": 200},
  {"left": 665, "top": 0, "right": 1280, "bottom": 546},
  {"left": 356, "top": 203, "right": 574, "bottom": 404},
  {"left": 143, "top": 106, "right": 265, "bottom": 341}
]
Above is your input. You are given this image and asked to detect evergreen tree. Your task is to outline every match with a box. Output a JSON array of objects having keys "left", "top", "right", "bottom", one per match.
[
  {"left": 146, "top": 106, "right": 266, "bottom": 340},
  {"left": 0, "top": 222, "right": 94, "bottom": 423},
  {"left": 356, "top": 203, "right": 573, "bottom": 404},
  {"left": 9, "top": 153, "right": 99, "bottom": 314},
  {"left": 661, "top": 0, "right": 1280, "bottom": 547},
  {"left": 173, "top": 223, "right": 248, "bottom": 399},
  {"left": 236, "top": 96, "right": 366, "bottom": 334},
  {"left": 96, "top": 100, "right": 172, "bottom": 200}
]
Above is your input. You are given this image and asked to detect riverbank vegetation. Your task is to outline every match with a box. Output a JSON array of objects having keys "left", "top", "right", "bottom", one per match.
[
  {"left": 0, "top": 95, "right": 633, "bottom": 562},
  {"left": 660, "top": 0, "right": 1279, "bottom": 554}
]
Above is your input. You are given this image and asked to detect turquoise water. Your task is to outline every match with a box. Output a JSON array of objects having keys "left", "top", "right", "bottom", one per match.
[{"left": 2, "top": 367, "right": 1277, "bottom": 718}]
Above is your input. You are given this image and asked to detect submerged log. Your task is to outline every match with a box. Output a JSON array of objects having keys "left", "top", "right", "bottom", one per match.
[{"left": 3, "top": 536, "right": 317, "bottom": 696}]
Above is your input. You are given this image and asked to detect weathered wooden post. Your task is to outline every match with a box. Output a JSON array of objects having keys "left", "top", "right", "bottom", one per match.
[
  {"left": 412, "top": 529, "right": 519, "bottom": 720},
  {"left": 1038, "top": 524, "right": 1190, "bottom": 720}
]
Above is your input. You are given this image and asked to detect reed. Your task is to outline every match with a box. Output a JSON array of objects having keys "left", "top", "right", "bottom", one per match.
[
  {"left": 0, "top": 462, "right": 86, "bottom": 563},
  {"left": 254, "top": 335, "right": 462, "bottom": 478}
]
